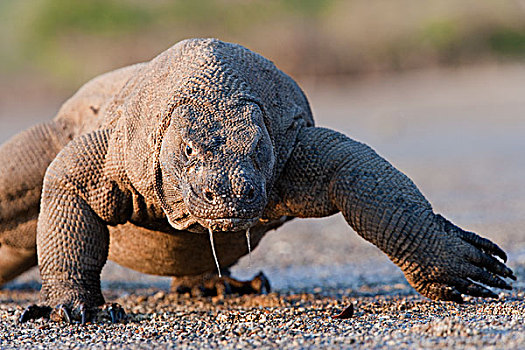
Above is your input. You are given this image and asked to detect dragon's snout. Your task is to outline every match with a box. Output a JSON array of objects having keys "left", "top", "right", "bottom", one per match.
[
  {"left": 186, "top": 164, "right": 267, "bottom": 225},
  {"left": 201, "top": 180, "right": 257, "bottom": 204}
]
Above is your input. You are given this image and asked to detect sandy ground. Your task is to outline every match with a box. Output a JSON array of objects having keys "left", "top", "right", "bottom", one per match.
[{"left": 0, "top": 64, "right": 524, "bottom": 348}]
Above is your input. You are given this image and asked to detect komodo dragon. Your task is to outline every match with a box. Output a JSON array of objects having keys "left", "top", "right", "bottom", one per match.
[{"left": 0, "top": 38, "right": 515, "bottom": 323}]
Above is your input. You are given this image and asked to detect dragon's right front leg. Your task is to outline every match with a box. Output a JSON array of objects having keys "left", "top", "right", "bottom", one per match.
[{"left": 20, "top": 130, "right": 131, "bottom": 324}]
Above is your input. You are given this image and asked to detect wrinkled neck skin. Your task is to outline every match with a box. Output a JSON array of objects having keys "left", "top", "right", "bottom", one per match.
[{"left": 155, "top": 95, "right": 276, "bottom": 234}]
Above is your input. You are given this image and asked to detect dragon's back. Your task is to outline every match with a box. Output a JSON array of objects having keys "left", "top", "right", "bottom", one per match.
[{"left": 52, "top": 63, "right": 145, "bottom": 138}]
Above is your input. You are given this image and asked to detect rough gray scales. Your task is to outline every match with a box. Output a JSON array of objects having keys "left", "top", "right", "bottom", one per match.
[{"left": 0, "top": 39, "right": 516, "bottom": 323}]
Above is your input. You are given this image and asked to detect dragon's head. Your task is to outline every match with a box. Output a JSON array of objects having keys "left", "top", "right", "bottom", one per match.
[
  {"left": 157, "top": 96, "right": 274, "bottom": 232},
  {"left": 114, "top": 39, "right": 309, "bottom": 236}
]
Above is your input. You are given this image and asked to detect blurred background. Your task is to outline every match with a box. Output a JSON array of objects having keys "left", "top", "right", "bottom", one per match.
[
  {"left": 1, "top": 0, "right": 524, "bottom": 293},
  {"left": 2, "top": 1, "right": 525, "bottom": 87}
]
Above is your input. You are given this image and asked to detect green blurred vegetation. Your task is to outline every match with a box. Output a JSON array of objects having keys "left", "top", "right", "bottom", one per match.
[
  {"left": 1, "top": 0, "right": 525, "bottom": 88},
  {"left": 490, "top": 29, "right": 525, "bottom": 55}
]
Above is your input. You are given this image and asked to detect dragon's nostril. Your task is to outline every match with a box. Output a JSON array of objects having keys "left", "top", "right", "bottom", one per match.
[
  {"left": 247, "top": 186, "right": 255, "bottom": 200},
  {"left": 204, "top": 190, "right": 214, "bottom": 202}
]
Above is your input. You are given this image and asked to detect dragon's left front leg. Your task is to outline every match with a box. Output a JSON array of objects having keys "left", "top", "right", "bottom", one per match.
[{"left": 272, "top": 126, "right": 515, "bottom": 302}]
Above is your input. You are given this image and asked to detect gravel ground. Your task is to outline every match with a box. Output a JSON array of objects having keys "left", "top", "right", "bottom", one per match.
[
  {"left": 1, "top": 64, "right": 524, "bottom": 348},
  {"left": 1, "top": 284, "right": 524, "bottom": 349}
]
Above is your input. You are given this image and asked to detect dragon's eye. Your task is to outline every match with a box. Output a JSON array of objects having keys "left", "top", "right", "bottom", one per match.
[{"left": 185, "top": 145, "right": 194, "bottom": 157}]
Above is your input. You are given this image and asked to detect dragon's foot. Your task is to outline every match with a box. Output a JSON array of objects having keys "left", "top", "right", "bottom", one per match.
[
  {"left": 171, "top": 271, "right": 271, "bottom": 297},
  {"left": 19, "top": 302, "right": 126, "bottom": 324},
  {"left": 403, "top": 215, "right": 516, "bottom": 303}
]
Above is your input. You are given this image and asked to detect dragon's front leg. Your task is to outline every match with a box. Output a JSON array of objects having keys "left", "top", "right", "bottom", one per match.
[
  {"left": 20, "top": 130, "right": 131, "bottom": 324},
  {"left": 273, "top": 126, "right": 515, "bottom": 302}
]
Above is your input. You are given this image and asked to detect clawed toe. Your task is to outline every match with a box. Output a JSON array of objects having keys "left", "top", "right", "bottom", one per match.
[
  {"left": 213, "top": 271, "right": 271, "bottom": 296},
  {"left": 100, "top": 303, "right": 126, "bottom": 323},
  {"left": 250, "top": 271, "right": 271, "bottom": 294},
  {"left": 79, "top": 304, "right": 91, "bottom": 324},
  {"left": 417, "top": 275, "right": 508, "bottom": 303},
  {"left": 51, "top": 304, "right": 72, "bottom": 323},
  {"left": 19, "top": 305, "right": 52, "bottom": 323}
]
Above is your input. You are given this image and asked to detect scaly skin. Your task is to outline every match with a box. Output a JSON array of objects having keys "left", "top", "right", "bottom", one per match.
[{"left": 0, "top": 39, "right": 515, "bottom": 323}]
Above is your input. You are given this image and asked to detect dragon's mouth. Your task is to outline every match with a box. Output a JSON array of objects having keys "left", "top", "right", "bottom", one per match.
[{"left": 196, "top": 217, "right": 259, "bottom": 232}]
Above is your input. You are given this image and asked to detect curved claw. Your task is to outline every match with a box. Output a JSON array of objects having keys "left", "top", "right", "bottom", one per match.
[
  {"left": 214, "top": 280, "right": 233, "bottom": 297},
  {"left": 466, "top": 248, "right": 516, "bottom": 283},
  {"left": 104, "top": 303, "right": 126, "bottom": 323},
  {"left": 462, "top": 283, "right": 498, "bottom": 299},
  {"left": 419, "top": 281, "right": 464, "bottom": 303},
  {"left": 468, "top": 265, "right": 512, "bottom": 291},
  {"left": 56, "top": 304, "right": 72, "bottom": 323},
  {"left": 449, "top": 276, "right": 499, "bottom": 299},
  {"left": 19, "top": 305, "right": 52, "bottom": 323},
  {"left": 80, "top": 304, "right": 90, "bottom": 325},
  {"left": 110, "top": 309, "right": 117, "bottom": 323},
  {"left": 254, "top": 271, "right": 271, "bottom": 294}
]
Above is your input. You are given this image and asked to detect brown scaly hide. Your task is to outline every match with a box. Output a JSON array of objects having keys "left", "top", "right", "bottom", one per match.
[{"left": 0, "top": 39, "right": 515, "bottom": 322}]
